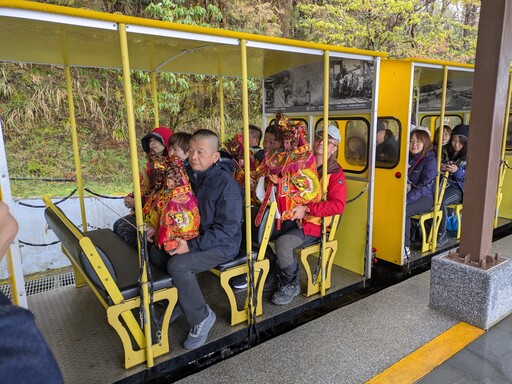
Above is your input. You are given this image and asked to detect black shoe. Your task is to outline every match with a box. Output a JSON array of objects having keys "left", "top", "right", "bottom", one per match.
[
  {"left": 230, "top": 275, "right": 248, "bottom": 290},
  {"left": 263, "top": 272, "right": 280, "bottom": 292},
  {"left": 271, "top": 278, "right": 300, "bottom": 305},
  {"left": 437, "top": 232, "right": 448, "bottom": 247}
]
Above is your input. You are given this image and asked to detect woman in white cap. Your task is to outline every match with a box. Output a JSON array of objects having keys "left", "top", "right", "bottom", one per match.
[{"left": 269, "top": 124, "right": 347, "bottom": 305}]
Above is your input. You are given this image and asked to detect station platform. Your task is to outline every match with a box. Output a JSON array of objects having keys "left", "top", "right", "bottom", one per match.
[{"left": 176, "top": 234, "right": 512, "bottom": 384}]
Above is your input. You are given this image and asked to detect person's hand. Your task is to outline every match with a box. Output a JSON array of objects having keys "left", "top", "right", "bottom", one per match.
[
  {"left": 291, "top": 205, "right": 308, "bottom": 220},
  {"left": 446, "top": 163, "right": 458, "bottom": 173},
  {"left": 146, "top": 226, "right": 155, "bottom": 242},
  {"left": 407, "top": 183, "right": 411, "bottom": 193},
  {"left": 169, "top": 238, "right": 189, "bottom": 255},
  {"left": 124, "top": 195, "right": 135, "bottom": 209},
  {"left": 0, "top": 202, "right": 18, "bottom": 258}
]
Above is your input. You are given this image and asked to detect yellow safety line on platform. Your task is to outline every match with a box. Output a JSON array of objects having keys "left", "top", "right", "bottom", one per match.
[{"left": 365, "top": 322, "right": 484, "bottom": 384}]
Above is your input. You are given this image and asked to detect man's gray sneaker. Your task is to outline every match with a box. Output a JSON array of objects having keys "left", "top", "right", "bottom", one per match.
[
  {"left": 271, "top": 280, "right": 300, "bottom": 305},
  {"left": 183, "top": 305, "right": 216, "bottom": 350}
]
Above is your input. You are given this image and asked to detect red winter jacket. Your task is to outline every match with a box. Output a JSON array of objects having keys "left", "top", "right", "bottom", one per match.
[{"left": 302, "top": 163, "right": 347, "bottom": 237}]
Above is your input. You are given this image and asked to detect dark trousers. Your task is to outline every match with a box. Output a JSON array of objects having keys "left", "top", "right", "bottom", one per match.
[
  {"left": 440, "top": 185, "right": 463, "bottom": 233},
  {"left": 150, "top": 247, "right": 229, "bottom": 327},
  {"left": 405, "top": 196, "right": 433, "bottom": 247},
  {"left": 274, "top": 225, "right": 319, "bottom": 282}
]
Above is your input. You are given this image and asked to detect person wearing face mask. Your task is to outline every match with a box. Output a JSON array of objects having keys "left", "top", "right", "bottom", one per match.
[{"left": 438, "top": 124, "right": 469, "bottom": 245}]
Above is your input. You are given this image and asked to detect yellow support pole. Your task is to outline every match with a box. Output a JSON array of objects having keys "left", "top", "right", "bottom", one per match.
[
  {"left": 65, "top": 65, "right": 87, "bottom": 231},
  {"left": 118, "top": 23, "right": 153, "bottom": 368},
  {"left": 432, "top": 65, "right": 448, "bottom": 250},
  {"left": 240, "top": 39, "right": 253, "bottom": 322},
  {"left": 320, "top": 50, "right": 330, "bottom": 296},
  {"left": 495, "top": 72, "right": 512, "bottom": 227},
  {"left": 151, "top": 71, "right": 160, "bottom": 128},
  {"left": 219, "top": 77, "right": 226, "bottom": 145}
]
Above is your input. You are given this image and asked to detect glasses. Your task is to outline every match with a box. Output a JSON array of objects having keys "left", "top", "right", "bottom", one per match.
[{"left": 315, "top": 133, "right": 337, "bottom": 146}]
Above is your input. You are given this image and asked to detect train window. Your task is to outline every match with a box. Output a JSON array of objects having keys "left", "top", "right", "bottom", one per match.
[
  {"left": 376, "top": 118, "right": 400, "bottom": 169},
  {"left": 315, "top": 118, "right": 370, "bottom": 174},
  {"left": 344, "top": 120, "right": 368, "bottom": 170},
  {"left": 420, "top": 115, "right": 463, "bottom": 133}
]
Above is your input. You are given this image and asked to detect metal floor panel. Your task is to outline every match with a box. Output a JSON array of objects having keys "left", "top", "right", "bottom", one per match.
[{"left": 28, "top": 265, "right": 363, "bottom": 384}]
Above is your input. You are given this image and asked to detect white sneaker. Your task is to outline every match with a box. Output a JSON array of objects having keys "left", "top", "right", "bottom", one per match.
[{"left": 404, "top": 246, "right": 410, "bottom": 263}]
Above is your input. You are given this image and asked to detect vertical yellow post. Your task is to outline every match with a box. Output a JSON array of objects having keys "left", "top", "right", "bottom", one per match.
[
  {"left": 119, "top": 23, "right": 153, "bottom": 367},
  {"left": 219, "top": 77, "right": 226, "bottom": 144},
  {"left": 151, "top": 71, "right": 160, "bottom": 128},
  {"left": 65, "top": 65, "right": 87, "bottom": 231},
  {"left": 432, "top": 65, "right": 448, "bottom": 250},
  {"left": 240, "top": 39, "right": 253, "bottom": 322},
  {"left": 495, "top": 72, "right": 512, "bottom": 227},
  {"left": 320, "top": 51, "right": 330, "bottom": 296}
]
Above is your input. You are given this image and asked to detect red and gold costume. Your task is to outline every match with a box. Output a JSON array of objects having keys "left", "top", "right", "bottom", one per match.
[
  {"left": 254, "top": 112, "right": 320, "bottom": 228},
  {"left": 143, "top": 155, "right": 200, "bottom": 252}
]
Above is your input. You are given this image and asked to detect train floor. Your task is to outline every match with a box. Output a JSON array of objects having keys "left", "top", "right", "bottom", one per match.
[
  {"left": 25, "top": 260, "right": 364, "bottom": 383},
  {"left": 176, "top": 233, "right": 512, "bottom": 384}
]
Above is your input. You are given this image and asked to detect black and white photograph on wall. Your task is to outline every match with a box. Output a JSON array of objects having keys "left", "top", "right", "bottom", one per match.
[
  {"left": 264, "top": 58, "right": 374, "bottom": 113},
  {"left": 419, "top": 76, "right": 473, "bottom": 112}
]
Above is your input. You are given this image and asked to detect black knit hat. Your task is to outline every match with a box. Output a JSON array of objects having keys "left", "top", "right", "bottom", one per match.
[{"left": 451, "top": 124, "right": 469, "bottom": 139}]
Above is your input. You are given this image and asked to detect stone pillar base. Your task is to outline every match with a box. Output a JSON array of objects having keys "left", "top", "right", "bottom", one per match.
[{"left": 430, "top": 254, "right": 512, "bottom": 330}]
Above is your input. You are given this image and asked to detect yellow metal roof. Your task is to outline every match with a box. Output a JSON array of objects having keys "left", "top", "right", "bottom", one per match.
[{"left": 0, "top": 0, "right": 387, "bottom": 77}]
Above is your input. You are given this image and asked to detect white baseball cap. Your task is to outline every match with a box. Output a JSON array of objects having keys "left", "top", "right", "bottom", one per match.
[{"left": 316, "top": 124, "right": 341, "bottom": 141}]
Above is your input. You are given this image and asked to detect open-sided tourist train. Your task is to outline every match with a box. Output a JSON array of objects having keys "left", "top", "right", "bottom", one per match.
[{"left": 1, "top": 1, "right": 511, "bottom": 382}]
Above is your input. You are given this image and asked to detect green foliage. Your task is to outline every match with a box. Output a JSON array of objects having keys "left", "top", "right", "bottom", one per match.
[
  {"left": 2, "top": 0, "right": 482, "bottom": 199},
  {"left": 294, "top": 0, "right": 479, "bottom": 62}
]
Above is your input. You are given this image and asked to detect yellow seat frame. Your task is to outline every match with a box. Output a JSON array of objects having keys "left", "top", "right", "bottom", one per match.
[
  {"left": 411, "top": 172, "right": 449, "bottom": 253},
  {"left": 296, "top": 215, "right": 341, "bottom": 297},
  {"left": 44, "top": 197, "right": 178, "bottom": 369},
  {"left": 447, "top": 203, "right": 463, "bottom": 239},
  {"left": 210, "top": 202, "right": 277, "bottom": 325}
]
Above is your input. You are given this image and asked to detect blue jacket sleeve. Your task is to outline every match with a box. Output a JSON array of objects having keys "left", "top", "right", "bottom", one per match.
[
  {"left": 407, "top": 154, "right": 437, "bottom": 204},
  {"left": 187, "top": 182, "right": 243, "bottom": 254}
]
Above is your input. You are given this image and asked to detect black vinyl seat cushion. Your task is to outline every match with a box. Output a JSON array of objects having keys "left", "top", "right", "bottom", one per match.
[{"left": 87, "top": 229, "right": 173, "bottom": 305}]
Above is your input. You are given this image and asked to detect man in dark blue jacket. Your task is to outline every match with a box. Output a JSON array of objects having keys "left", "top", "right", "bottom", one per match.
[
  {"left": 150, "top": 129, "right": 243, "bottom": 350},
  {"left": 0, "top": 201, "right": 63, "bottom": 383}
]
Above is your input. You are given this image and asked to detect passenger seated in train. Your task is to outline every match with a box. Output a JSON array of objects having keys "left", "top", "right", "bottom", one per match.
[
  {"left": 433, "top": 125, "right": 452, "bottom": 163},
  {"left": 0, "top": 202, "right": 64, "bottom": 383},
  {"left": 267, "top": 124, "right": 346, "bottom": 305},
  {"left": 113, "top": 126, "right": 173, "bottom": 249},
  {"left": 404, "top": 129, "right": 437, "bottom": 257},
  {"left": 144, "top": 155, "right": 200, "bottom": 252},
  {"left": 346, "top": 135, "right": 367, "bottom": 165},
  {"left": 249, "top": 124, "right": 263, "bottom": 153},
  {"left": 438, "top": 124, "right": 468, "bottom": 244},
  {"left": 224, "top": 133, "right": 257, "bottom": 188},
  {"left": 168, "top": 131, "right": 192, "bottom": 161},
  {"left": 376, "top": 120, "right": 398, "bottom": 165},
  {"left": 149, "top": 129, "right": 243, "bottom": 350},
  {"left": 254, "top": 123, "right": 283, "bottom": 164}
]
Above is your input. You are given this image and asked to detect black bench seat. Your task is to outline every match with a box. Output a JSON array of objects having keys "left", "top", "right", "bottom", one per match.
[{"left": 43, "top": 196, "right": 178, "bottom": 369}]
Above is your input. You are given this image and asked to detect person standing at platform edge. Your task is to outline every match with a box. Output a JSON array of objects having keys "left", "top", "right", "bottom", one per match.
[
  {"left": 150, "top": 129, "right": 243, "bottom": 350},
  {"left": 0, "top": 201, "right": 64, "bottom": 383}
]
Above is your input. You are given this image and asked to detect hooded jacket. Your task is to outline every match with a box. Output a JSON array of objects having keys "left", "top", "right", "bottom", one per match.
[
  {"left": 141, "top": 126, "right": 173, "bottom": 154},
  {"left": 407, "top": 150, "right": 437, "bottom": 204},
  {"left": 186, "top": 154, "right": 243, "bottom": 259}
]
